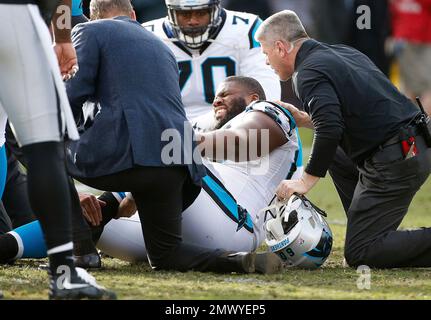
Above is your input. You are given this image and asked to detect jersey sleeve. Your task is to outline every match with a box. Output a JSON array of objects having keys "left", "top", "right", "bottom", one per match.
[
  {"left": 246, "top": 101, "right": 296, "bottom": 140},
  {"left": 141, "top": 18, "right": 166, "bottom": 37}
]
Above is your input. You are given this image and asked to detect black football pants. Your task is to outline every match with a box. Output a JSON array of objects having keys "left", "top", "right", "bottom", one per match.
[
  {"left": 328, "top": 136, "right": 431, "bottom": 268},
  {"left": 77, "top": 166, "right": 232, "bottom": 272}
]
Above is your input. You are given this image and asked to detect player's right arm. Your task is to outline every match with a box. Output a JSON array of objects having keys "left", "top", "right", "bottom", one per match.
[
  {"left": 51, "top": 0, "right": 78, "bottom": 80},
  {"left": 197, "top": 110, "right": 287, "bottom": 162}
]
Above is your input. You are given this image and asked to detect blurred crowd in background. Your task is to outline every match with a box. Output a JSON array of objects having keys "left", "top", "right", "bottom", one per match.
[{"left": 81, "top": 0, "right": 431, "bottom": 110}]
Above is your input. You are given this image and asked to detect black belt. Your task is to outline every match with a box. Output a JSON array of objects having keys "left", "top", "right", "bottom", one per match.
[
  {"left": 368, "top": 124, "right": 429, "bottom": 164},
  {"left": 380, "top": 125, "right": 421, "bottom": 149}
]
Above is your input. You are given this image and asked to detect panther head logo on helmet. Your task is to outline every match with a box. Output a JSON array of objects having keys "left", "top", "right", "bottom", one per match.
[
  {"left": 262, "top": 194, "right": 333, "bottom": 269},
  {"left": 165, "top": 0, "right": 223, "bottom": 49}
]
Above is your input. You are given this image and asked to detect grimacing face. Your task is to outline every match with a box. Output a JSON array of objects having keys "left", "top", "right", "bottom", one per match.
[{"left": 212, "top": 81, "right": 252, "bottom": 129}]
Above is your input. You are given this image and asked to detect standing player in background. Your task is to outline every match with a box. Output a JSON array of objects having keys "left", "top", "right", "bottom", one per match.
[
  {"left": 0, "top": 0, "right": 88, "bottom": 235},
  {"left": 142, "top": 0, "right": 281, "bottom": 130},
  {"left": 0, "top": 0, "right": 114, "bottom": 299}
]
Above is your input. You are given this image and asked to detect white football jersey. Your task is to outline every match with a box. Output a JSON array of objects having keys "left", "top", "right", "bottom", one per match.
[
  {"left": 0, "top": 103, "right": 8, "bottom": 147},
  {"left": 97, "top": 102, "right": 303, "bottom": 260},
  {"left": 143, "top": 9, "right": 281, "bottom": 121}
]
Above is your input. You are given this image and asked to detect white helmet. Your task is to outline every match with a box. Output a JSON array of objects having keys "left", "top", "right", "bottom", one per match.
[
  {"left": 263, "top": 194, "right": 333, "bottom": 269},
  {"left": 165, "top": 0, "right": 222, "bottom": 49}
]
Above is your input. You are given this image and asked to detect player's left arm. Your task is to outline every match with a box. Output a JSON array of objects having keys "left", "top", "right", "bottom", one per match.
[
  {"left": 51, "top": 0, "right": 78, "bottom": 80},
  {"left": 239, "top": 18, "right": 281, "bottom": 100},
  {"left": 197, "top": 111, "right": 287, "bottom": 162}
]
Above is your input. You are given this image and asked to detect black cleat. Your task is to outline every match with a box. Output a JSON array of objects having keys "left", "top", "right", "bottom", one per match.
[
  {"left": 232, "top": 252, "right": 256, "bottom": 273},
  {"left": 49, "top": 267, "right": 116, "bottom": 300},
  {"left": 212, "top": 251, "right": 283, "bottom": 274},
  {"left": 74, "top": 252, "right": 102, "bottom": 269},
  {"left": 254, "top": 252, "right": 283, "bottom": 274},
  {"left": 40, "top": 252, "right": 102, "bottom": 271},
  {"left": 212, "top": 252, "right": 255, "bottom": 273}
]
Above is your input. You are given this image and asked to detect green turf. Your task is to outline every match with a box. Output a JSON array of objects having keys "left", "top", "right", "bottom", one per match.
[{"left": 1, "top": 135, "right": 431, "bottom": 299}]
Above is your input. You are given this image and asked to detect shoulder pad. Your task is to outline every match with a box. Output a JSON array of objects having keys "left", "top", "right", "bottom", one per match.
[{"left": 246, "top": 101, "right": 297, "bottom": 138}]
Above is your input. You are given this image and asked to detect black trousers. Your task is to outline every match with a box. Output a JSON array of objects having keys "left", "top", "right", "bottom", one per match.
[
  {"left": 328, "top": 136, "right": 431, "bottom": 268},
  {"left": 0, "top": 129, "right": 35, "bottom": 233},
  {"left": 77, "top": 166, "right": 230, "bottom": 272},
  {"left": 2, "top": 149, "right": 36, "bottom": 228},
  {"left": 0, "top": 130, "right": 93, "bottom": 248},
  {"left": 0, "top": 201, "right": 12, "bottom": 234}
]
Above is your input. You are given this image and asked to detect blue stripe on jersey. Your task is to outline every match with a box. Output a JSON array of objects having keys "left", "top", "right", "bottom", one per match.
[
  {"left": 248, "top": 18, "right": 262, "bottom": 49},
  {"left": 117, "top": 192, "right": 126, "bottom": 199},
  {"left": 286, "top": 150, "right": 299, "bottom": 180},
  {"left": 72, "top": 0, "right": 83, "bottom": 17},
  {"left": 272, "top": 104, "right": 302, "bottom": 167},
  {"left": 248, "top": 101, "right": 303, "bottom": 177},
  {"left": 0, "top": 145, "right": 7, "bottom": 199},
  {"left": 202, "top": 172, "right": 254, "bottom": 233},
  {"left": 276, "top": 105, "right": 297, "bottom": 131},
  {"left": 259, "top": 101, "right": 297, "bottom": 135},
  {"left": 295, "top": 128, "right": 303, "bottom": 167}
]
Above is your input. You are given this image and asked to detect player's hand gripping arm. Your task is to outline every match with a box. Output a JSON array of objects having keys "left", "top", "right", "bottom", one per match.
[{"left": 274, "top": 100, "right": 314, "bottom": 129}]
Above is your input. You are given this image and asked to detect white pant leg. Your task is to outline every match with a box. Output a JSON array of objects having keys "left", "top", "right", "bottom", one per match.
[
  {"left": 97, "top": 186, "right": 257, "bottom": 262},
  {"left": 0, "top": 103, "right": 7, "bottom": 147},
  {"left": 0, "top": 4, "right": 64, "bottom": 146},
  {"left": 97, "top": 214, "right": 147, "bottom": 262}
]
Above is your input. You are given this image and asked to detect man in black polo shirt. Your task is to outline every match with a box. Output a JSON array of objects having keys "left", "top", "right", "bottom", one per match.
[{"left": 255, "top": 10, "right": 431, "bottom": 268}]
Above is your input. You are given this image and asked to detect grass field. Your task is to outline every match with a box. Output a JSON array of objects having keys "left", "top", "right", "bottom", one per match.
[{"left": 1, "top": 130, "right": 431, "bottom": 300}]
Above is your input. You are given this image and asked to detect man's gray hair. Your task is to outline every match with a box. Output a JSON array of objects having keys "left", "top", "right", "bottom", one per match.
[
  {"left": 90, "top": 0, "right": 133, "bottom": 20},
  {"left": 256, "top": 10, "right": 308, "bottom": 44}
]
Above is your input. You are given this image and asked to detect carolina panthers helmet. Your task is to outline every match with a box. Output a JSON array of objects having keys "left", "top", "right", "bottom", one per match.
[
  {"left": 165, "top": 0, "right": 222, "bottom": 49},
  {"left": 263, "top": 194, "right": 333, "bottom": 269}
]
